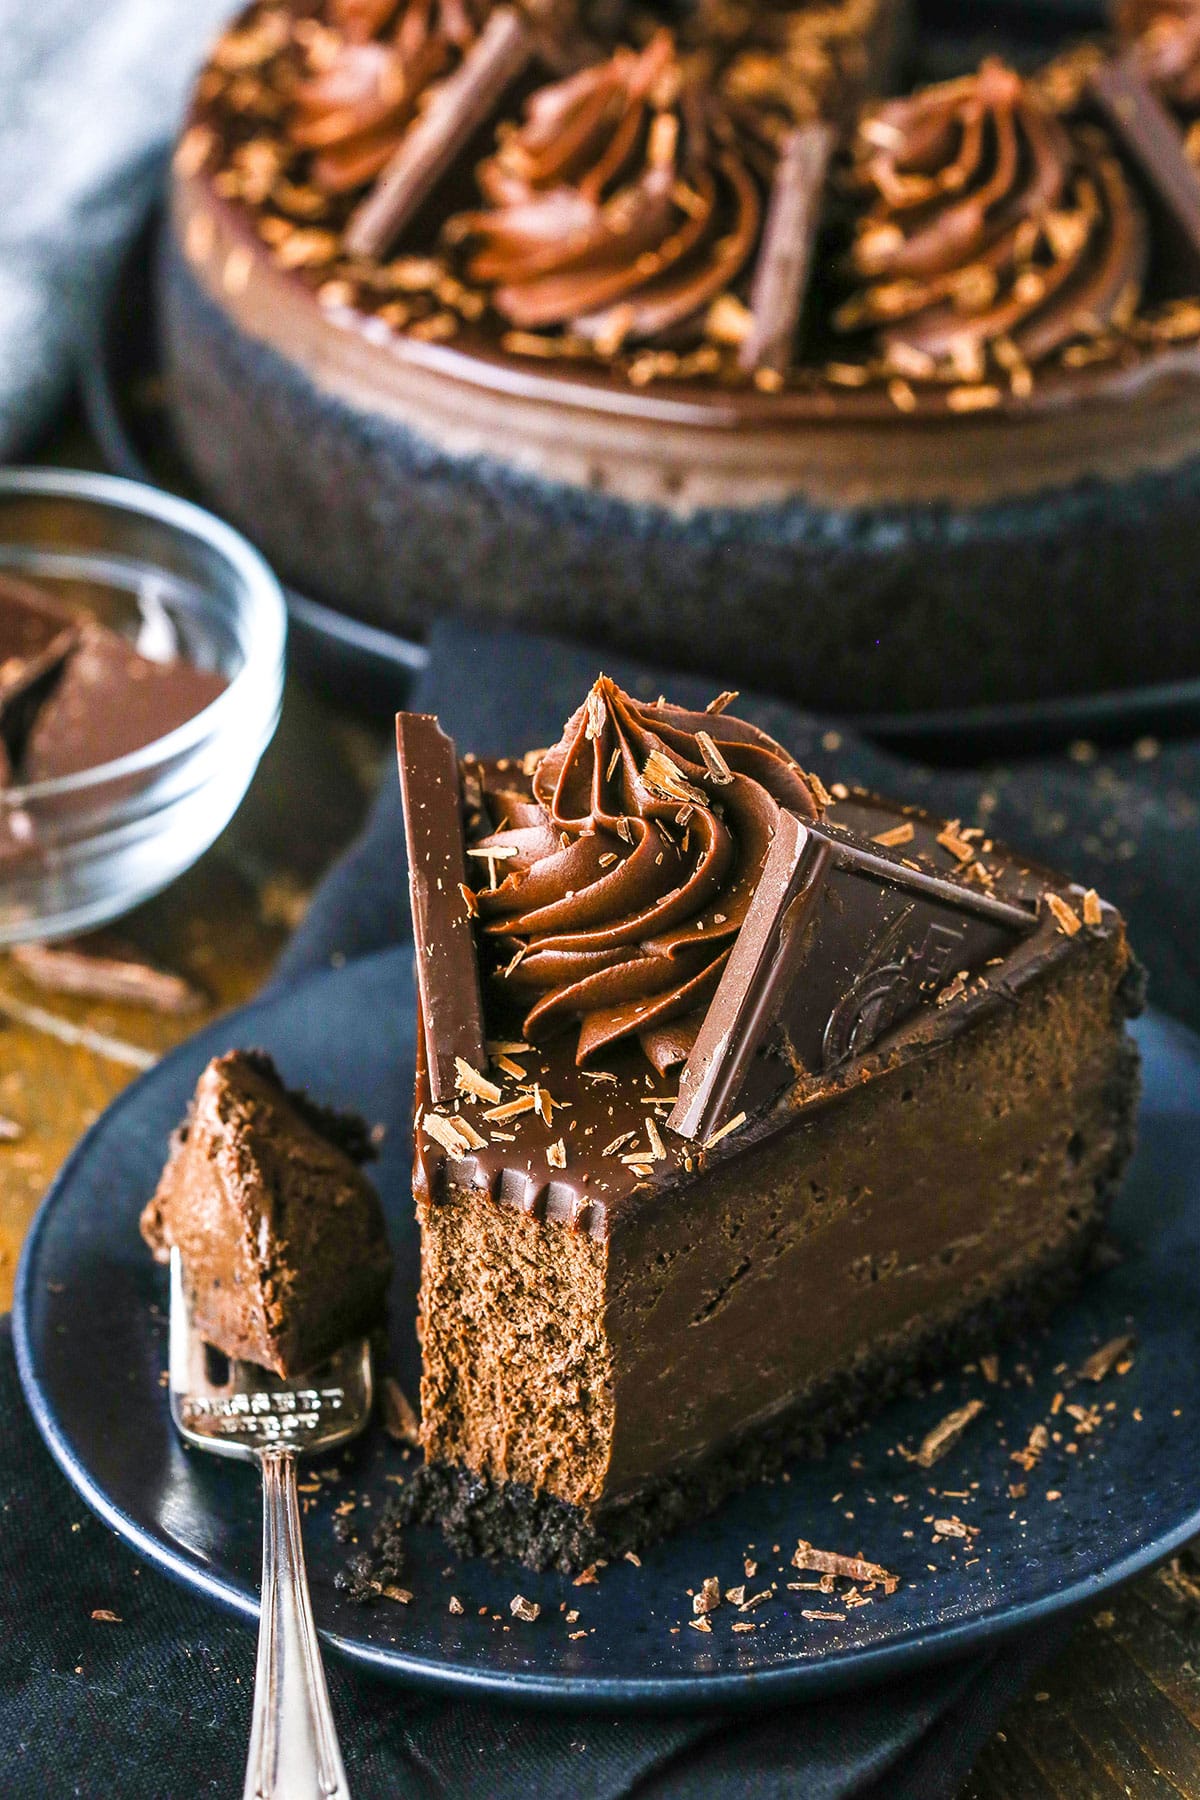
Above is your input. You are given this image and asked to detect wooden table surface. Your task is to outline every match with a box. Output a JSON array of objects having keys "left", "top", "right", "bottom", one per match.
[{"left": 4, "top": 427, "right": 1200, "bottom": 1800}]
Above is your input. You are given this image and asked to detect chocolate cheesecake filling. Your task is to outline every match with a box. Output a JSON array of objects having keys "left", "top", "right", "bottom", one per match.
[{"left": 400, "top": 682, "right": 1141, "bottom": 1568}]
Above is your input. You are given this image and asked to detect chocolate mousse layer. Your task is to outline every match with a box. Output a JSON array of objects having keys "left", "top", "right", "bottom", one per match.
[
  {"left": 142, "top": 1050, "right": 392, "bottom": 1377},
  {"left": 397, "top": 683, "right": 1141, "bottom": 1569}
]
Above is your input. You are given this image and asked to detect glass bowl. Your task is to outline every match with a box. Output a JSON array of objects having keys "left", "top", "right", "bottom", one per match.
[{"left": 0, "top": 469, "right": 286, "bottom": 945}]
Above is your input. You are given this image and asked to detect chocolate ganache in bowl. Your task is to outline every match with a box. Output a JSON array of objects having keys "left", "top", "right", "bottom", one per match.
[{"left": 470, "top": 678, "right": 821, "bottom": 1070}]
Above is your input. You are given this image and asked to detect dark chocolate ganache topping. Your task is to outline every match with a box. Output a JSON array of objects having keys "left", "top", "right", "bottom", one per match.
[
  {"left": 291, "top": 0, "right": 486, "bottom": 193},
  {"left": 835, "top": 58, "right": 1148, "bottom": 380},
  {"left": 1118, "top": 0, "right": 1200, "bottom": 115},
  {"left": 448, "top": 30, "right": 768, "bottom": 347},
  {"left": 469, "top": 678, "right": 821, "bottom": 1068}
]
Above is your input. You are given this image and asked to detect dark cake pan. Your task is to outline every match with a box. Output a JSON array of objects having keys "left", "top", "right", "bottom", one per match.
[{"left": 159, "top": 219, "right": 1200, "bottom": 718}]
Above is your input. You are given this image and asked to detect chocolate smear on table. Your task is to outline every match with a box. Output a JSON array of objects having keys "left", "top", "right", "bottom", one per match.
[
  {"left": 1089, "top": 50, "right": 1200, "bottom": 287},
  {"left": 395, "top": 711, "right": 486, "bottom": 1105},
  {"left": 739, "top": 121, "right": 834, "bottom": 375},
  {"left": 11, "top": 936, "right": 206, "bottom": 1015},
  {"left": 344, "top": 1, "right": 553, "bottom": 259}
]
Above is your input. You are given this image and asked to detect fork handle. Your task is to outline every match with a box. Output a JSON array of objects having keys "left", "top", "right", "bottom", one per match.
[{"left": 244, "top": 1447, "right": 350, "bottom": 1800}]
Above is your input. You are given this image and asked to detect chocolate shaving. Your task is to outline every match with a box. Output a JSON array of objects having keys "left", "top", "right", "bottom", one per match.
[
  {"left": 1011, "top": 1422, "right": 1050, "bottom": 1471},
  {"left": 1076, "top": 1333, "right": 1136, "bottom": 1382},
  {"left": 345, "top": 5, "right": 541, "bottom": 260},
  {"left": 380, "top": 1376, "right": 421, "bottom": 1446},
  {"left": 692, "top": 1575, "right": 722, "bottom": 1615},
  {"left": 11, "top": 937, "right": 205, "bottom": 1015},
  {"left": 900, "top": 1398, "right": 986, "bottom": 1468},
  {"left": 739, "top": 122, "right": 834, "bottom": 375},
  {"left": 792, "top": 1541, "right": 899, "bottom": 1594}
]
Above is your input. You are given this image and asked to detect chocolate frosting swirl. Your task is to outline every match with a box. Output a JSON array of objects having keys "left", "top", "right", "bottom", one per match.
[
  {"left": 449, "top": 31, "right": 767, "bottom": 347},
  {"left": 1118, "top": 0, "right": 1200, "bottom": 113},
  {"left": 471, "top": 678, "right": 820, "bottom": 1068},
  {"left": 291, "top": 0, "right": 485, "bottom": 193},
  {"left": 836, "top": 59, "right": 1148, "bottom": 378}
]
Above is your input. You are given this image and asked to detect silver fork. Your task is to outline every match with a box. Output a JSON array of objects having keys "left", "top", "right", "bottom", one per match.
[{"left": 169, "top": 1248, "right": 373, "bottom": 1800}]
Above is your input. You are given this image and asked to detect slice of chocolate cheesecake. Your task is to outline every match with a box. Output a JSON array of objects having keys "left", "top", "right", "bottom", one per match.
[
  {"left": 396, "top": 681, "right": 1142, "bottom": 1571},
  {"left": 141, "top": 1051, "right": 392, "bottom": 1377}
]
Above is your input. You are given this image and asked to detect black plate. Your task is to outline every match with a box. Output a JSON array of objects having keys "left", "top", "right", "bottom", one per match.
[
  {"left": 15, "top": 949, "right": 1200, "bottom": 1708},
  {"left": 80, "top": 223, "right": 1200, "bottom": 763}
]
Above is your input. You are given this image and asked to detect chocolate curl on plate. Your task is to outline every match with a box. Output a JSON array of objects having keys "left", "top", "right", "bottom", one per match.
[
  {"left": 738, "top": 121, "right": 835, "bottom": 375},
  {"left": 1089, "top": 49, "right": 1200, "bottom": 284},
  {"left": 344, "top": 2, "right": 549, "bottom": 259}
]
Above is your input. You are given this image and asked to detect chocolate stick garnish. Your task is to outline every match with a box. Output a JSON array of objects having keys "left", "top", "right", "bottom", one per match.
[
  {"left": 396, "top": 712, "right": 486, "bottom": 1106},
  {"left": 738, "top": 122, "right": 835, "bottom": 377},
  {"left": 344, "top": 4, "right": 544, "bottom": 262},
  {"left": 1089, "top": 51, "right": 1200, "bottom": 286}
]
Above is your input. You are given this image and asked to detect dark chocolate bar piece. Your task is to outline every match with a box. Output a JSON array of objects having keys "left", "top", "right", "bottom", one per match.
[
  {"left": 396, "top": 711, "right": 487, "bottom": 1105},
  {"left": 345, "top": 6, "right": 541, "bottom": 261},
  {"left": 670, "top": 815, "right": 1039, "bottom": 1143},
  {"left": 739, "top": 122, "right": 835, "bottom": 377},
  {"left": 1090, "top": 51, "right": 1200, "bottom": 287}
]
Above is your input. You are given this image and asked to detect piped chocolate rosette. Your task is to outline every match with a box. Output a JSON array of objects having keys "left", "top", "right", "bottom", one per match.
[
  {"left": 465, "top": 677, "right": 821, "bottom": 1072},
  {"left": 1117, "top": 0, "right": 1200, "bottom": 121},
  {"left": 835, "top": 59, "right": 1149, "bottom": 389},
  {"left": 447, "top": 31, "right": 771, "bottom": 349},
  {"left": 290, "top": 0, "right": 490, "bottom": 193}
]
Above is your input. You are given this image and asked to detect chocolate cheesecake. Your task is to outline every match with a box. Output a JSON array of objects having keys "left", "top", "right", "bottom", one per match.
[
  {"left": 394, "top": 681, "right": 1142, "bottom": 1570},
  {"left": 163, "top": 0, "right": 1200, "bottom": 711},
  {"left": 141, "top": 1050, "right": 392, "bottom": 1377}
]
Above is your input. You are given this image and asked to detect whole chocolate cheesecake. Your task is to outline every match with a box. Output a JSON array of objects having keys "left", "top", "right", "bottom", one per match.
[
  {"left": 157, "top": 0, "right": 1200, "bottom": 712},
  {"left": 393, "top": 681, "right": 1141, "bottom": 1570},
  {"left": 162, "top": 1, "right": 1200, "bottom": 711}
]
